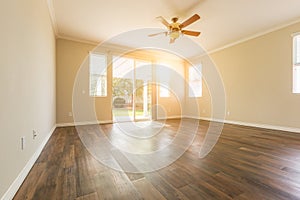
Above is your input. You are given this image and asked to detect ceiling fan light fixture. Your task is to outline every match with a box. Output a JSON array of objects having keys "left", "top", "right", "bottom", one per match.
[
  {"left": 149, "top": 14, "right": 201, "bottom": 43},
  {"left": 170, "top": 31, "right": 180, "bottom": 39}
]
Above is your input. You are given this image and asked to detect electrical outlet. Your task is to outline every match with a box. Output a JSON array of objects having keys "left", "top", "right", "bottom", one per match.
[
  {"left": 21, "top": 137, "right": 25, "bottom": 150},
  {"left": 68, "top": 112, "right": 73, "bottom": 117},
  {"left": 227, "top": 111, "right": 230, "bottom": 116},
  {"left": 33, "top": 130, "right": 37, "bottom": 139}
]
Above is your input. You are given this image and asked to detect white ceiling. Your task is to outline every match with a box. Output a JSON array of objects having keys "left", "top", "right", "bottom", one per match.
[{"left": 50, "top": 0, "right": 300, "bottom": 55}]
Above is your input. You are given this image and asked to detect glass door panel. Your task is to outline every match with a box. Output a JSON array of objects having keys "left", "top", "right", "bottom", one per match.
[
  {"left": 112, "top": 57, "right": 134, "bottom": 122},
  {"left": 135, "top": 61, "right": 152, "bottom": 120}
]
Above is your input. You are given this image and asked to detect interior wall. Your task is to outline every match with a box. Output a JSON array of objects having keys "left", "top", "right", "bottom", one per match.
[
  {"left": 156, "top": 59, "right": 185, "bottom": 119},
  {"left": 56, "top": 39, "right": 96, "bottom": 124},
  {"left": 190, "top": 22, "right": 300, "bottom": 129},
  {"left": 0, "top": 0, "right": 56, "bottom": 198},
  {"left": 56, "top": 40, "right": 186, "bottom": 124},
  {"left": 184, "top": 62, "right": 210, "bottom": 118}
]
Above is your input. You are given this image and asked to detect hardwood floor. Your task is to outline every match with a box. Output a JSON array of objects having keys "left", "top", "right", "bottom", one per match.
[{"left": 13, "top": 119, "right": 300, "bottom": 200}]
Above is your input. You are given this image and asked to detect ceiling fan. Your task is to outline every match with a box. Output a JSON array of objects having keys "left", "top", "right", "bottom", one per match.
[{"left": 149, "top": 14, "right": 201, "bottom": 43}]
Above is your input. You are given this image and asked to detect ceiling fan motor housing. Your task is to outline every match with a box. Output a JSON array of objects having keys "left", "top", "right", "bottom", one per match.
[
  {"left": 170, "top": 22, "right": 181, "bottom": 31},
  {"left": 150, "top": 14, "right": 201, "bottom": 42}
]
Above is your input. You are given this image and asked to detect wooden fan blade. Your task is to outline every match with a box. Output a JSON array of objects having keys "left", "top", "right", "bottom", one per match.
[
  {"left": 179, "top": 14, "right": 200, "bottom": 29},
  {"left": 148, "top": 32, "right": 168, "bottom": 37},
  {"left": 156, "top": 16, "right": 170, "bottom": 28},
  {"left": 182, "top": 30, "right": 201, "bottom": 37}
]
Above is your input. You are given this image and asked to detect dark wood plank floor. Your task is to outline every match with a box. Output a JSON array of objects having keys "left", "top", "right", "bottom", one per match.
[{"left": 13, "top": 119, "right": 300, "bottom": 200}]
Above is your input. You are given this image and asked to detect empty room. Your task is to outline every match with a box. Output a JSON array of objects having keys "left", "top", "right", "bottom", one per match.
[{"left": 1, "top": 0, "right": 300, "bottom": 199}]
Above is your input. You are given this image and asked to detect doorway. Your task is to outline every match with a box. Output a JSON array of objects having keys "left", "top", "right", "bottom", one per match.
[{"left": 112, "top": 56, "right": 152, "bottom": 122}]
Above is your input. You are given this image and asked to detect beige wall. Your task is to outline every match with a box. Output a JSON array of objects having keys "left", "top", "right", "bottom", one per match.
[
  {"left": 0, "top": 0, "right": 56, "bottom": 198},
  {"left": 189, "top": 22, "right": 300, "bottom": 128},
  {"left": 56, "top": 39, "right": 96, "bottom": 123},
  {"left": 156, "top": 59, "right": 185, "bottom": 119},
  {"left": 56, "top": 39, "right": 116, "bottom": 124},
  {"left": 56, "top": 40, "right": 185, "bottom": 124}
]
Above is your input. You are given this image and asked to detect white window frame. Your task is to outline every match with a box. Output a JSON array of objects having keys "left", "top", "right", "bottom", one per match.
[
  {"left": 293, "top": 33, "right": 300, "bottom": 94},
  {"left": 188, "top": 64, "right": 202, "bottom": 97},
  {"left": 89, "top": 53, "right": 107, "bottom": 97}
]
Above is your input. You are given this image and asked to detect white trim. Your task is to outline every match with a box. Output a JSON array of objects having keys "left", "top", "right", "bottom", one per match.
[
  {"left": 56, "top": 120, "right": 113, "bottom": 127},
  {"left": 293, "top": 34, "right": 299, "bottom": 65},
  {"left": 56, "top": 122, "right": 77, "bottom": 127},
  {"left": 46, "top": 0, "right": 58, "bottom": 35},
  {"left": 56, "top": 35, "right": 99, "bottom": 45},
  {"left": 1, "top": 125, "right": 56, "bottom": 200},
  {"left": 182, "top": 115, "right": 201, "bottom": 120},
  {"left": 183, "top": 116, "right": 300, "bottom": 133},
  {"left": 291, "top": 32, "right": 300, "bottom": 37},
  {"left": 156, "top": 115, "right": 182, "bottom": 120},
  {"left": 45, "top": 0, "right": 300, "bottom": 58},
  {"left": 208, "top": 18, "right": 300, "bottom": 55}
]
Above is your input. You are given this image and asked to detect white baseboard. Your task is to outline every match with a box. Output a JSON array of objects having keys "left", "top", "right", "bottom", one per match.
[
  {"left": 182, "top": 115, "right": 201, "bottom": 120},
  {"left": 56, "top": 120, "right": 113, "bottom": 127},
  {"left": 183, "top": 115, "right": 300, "bottom": 133},
  {"left": 1, "top": 125, "right": 56, "bottom": 200},
  {"left": 223, "top": 119, "right": 300, "bottom": 133},
  {"left": 156, "top": 115, "right": 182, "bottom": 120}
]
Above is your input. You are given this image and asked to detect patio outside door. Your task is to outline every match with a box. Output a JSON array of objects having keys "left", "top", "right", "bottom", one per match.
[{"left": 112, "top": 57, "right": 152, "bottom": 122}]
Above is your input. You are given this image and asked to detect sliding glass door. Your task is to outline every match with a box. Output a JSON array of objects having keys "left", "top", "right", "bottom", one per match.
[
  {"left": 112, "top": 57, "right": 134, "bottom": 122},
  {"left": 135, "top": 60, "right": 152, "bottom": 120},
  {"left": 112, "top": 57, "right": 152, "bottom": 122}
]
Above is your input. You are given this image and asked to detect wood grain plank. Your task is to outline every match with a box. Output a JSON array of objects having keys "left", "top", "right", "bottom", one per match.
[
  {"left": 13, "top": 119, "right": 300, "bottom": 200},
  {"left": 133, "top": 178, "right": 166, "bottom": 200}
]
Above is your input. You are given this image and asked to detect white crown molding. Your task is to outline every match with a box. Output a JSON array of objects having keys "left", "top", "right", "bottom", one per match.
[
  {"left": 46, "top": 0, "right": 58, "bottom": 35},
  {"left": 57, "top": 37, "right": 186, "bottom": 64},
  {"left": 189, "top": 17, "right": 300, "bottom": 61},
  {"left": 1, "top": 125, "right": 56, "bottom": 200},
  {"left": 45, "top": 0, "right": 300, "bottom": 61},
  {"left": 56, "top": 35, "right": 100, "bottom": 46},
  {"left": 207, "top": 17, "right": 300, "bottom": 55}
]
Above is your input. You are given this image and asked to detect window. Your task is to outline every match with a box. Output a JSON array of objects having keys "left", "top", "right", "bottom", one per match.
[
  {"left": 293, "top": 34, "right": 300, "bottom": 93},
  {"left": 189, "top": 64, "right": 202, "bottom": 97},
  {"left": 160, "top": 85, "right": 170, "bottom": 97},
  {"left": 89, "top": 53, "right": 107, "bottom": 96}
]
